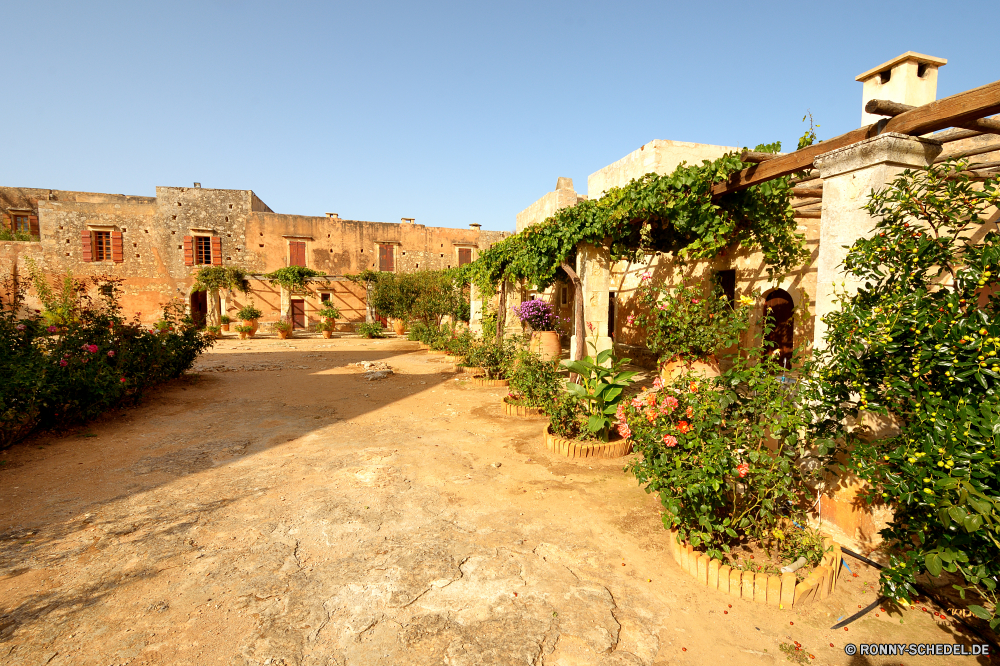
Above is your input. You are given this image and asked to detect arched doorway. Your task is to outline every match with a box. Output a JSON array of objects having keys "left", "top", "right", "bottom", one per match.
[
  {"left": 190, "top": 290, "right": 208, "bottom": 328},
  {"left": 764, "top": 289, "right": 794, "bottom": 369}
]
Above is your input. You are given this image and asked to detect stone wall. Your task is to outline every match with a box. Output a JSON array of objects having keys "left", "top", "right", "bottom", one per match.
[
  {"left": 515, "top": 177, "right": 584, "bottom": 233},
  {"left": 587, "top": 139, "right": 736, "bottom": 199}
]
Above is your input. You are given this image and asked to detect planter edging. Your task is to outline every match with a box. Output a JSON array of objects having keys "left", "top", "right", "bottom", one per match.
[
  {"left": 471, "top": 378, "right": 509, "bottom": 388},
  {"left": 502, "top": 397, "right": 546, "bottom": 418},
  {"left": 543, "top": 425, "right": 632, "bottom": 459},
  {"left": 667, "top": 528, "right": 843, "bottom": 609}
]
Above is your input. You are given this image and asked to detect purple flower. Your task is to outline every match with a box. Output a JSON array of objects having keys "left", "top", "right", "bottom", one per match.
[
  {"left": 47, "top": 325, "right": 58, "bottom": 333},
  {"left": 16, "top": 323, "right": 26, "bottom": 331},
  {"left": 511, "top": 300, "right": 559, "bottom": 331}
]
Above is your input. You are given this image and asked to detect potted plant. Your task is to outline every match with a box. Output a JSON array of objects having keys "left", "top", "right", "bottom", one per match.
[
  {"left": 633, "top": 278, "right": 752, "bottom": 381},
  {"left": 561, "top": 333, "right": 638, "bottom": 443},
  {"left": 273, "top": 319, "right": 293, "bottom": 339},
  {"left": 318, "top": 304, "right": 341, "bottom": 329},
  {"left": 391, "top": 318, "right": 407, "bottom": 336},
  {"left": 220, "top": 314, "right": 231, "bottom": 332},
  {"left": 235, "top": 324, "right": 253, "bottom": 340},
  {"left": 356, "top": 322, "right": 384, "bottom": 339},
  {"left": 464, "top": 335, "right": 517, "bottom": 385},
  {"left": 512, "top": 299, "right": 561, "bottom": 362},
  {"left": 236, "top": 303, "right": 263, "bottom": 338},
  {"left": 206, "top": 325, "right": 222, "bottom": 339},
  {"left": 315, "top": 320, "right": 336, "bottom": 339}
]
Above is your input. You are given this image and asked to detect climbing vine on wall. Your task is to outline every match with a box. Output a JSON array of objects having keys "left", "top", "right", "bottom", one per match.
[{"left": 470, "top": 145, "right": 808, "bottom": 295}]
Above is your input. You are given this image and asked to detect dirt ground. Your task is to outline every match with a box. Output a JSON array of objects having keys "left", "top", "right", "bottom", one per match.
[{"left": 0, "top": 335, "right": 992, "bottom": 665}]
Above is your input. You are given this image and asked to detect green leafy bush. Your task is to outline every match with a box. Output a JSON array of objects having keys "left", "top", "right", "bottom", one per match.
[
  {"left": 508, "top": 349, "right": 563, "bottom": 409},
  {"left": 562, "top": 335, "right": 637, "bottom": 441},
  {"left": 318, "top": 305, "right": 341, "bottom": 320},
  {"left": 463, "top": 335, "right": 518, "bottom": 379},
  {"left": 808, "top": 161, "right": 1000, "bottom": 625},
  {"left": 263, "top": 266, "right": 325, "bottom": 291},
  {"left": 272, "top": 319, "right": 292, "bottom": 333},
  {"left": 1, "top": 272, "right": 212, "bottom": 449},
  {"left": 633, "top": 278, "right": 751, "bottom": 364},
  {"left": 236, "top": 304, "right": 262, "bottom": 320},
  {"left": 220, "top": 315, "right": 231, "bottom": 325},
  {"left": 356, "top": 322, "right": 385, "bottom": 338},
  {"left": 623, "top": 350, "right": 814, "bottom": 560}
]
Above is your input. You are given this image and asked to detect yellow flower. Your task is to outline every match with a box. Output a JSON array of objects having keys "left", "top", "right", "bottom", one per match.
[{"left": 738, "top": 295, "right": 755, "bottom": 307}]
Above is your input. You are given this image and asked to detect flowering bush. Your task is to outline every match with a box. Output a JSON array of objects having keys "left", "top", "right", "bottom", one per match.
[
  {"left": 511, "top": 299, "right": 560, "bottom": 332},
  {"left": 508, "top": 348, "right": 563, "bottom": 408},
  {"left": 633, "top": 279, "right": 751, "bottom": 364},
  {"left": 623, "top": 350, "right": 816, "bottom": 559},
  {"left": 1, "top": 272, "right": 212, "bottom": 449},
  {"left": 808, "top": 161, "right": 1000, "bottom": 625}
]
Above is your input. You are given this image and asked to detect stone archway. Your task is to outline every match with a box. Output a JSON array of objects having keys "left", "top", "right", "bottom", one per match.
[{"left": 763, "top": 288, "right": 794, "bottom": 369}]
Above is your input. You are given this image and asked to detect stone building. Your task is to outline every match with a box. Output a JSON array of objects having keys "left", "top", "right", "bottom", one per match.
[
  {"left": 498, "top": 51, "right": 1000, "bottom": 547},
  {"left": 1, "top": 185, "right": 508, "bottom": 329}
]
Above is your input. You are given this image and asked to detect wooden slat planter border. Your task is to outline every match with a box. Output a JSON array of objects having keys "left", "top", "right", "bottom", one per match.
[
  {"left": 471, "top": 378, "right": 509, "bottom": 388},
  {"left": 457, "top": 366, "right": 485, "bottom": 377},
  {"left": 543, "top": 426, "right": 632, "bottom": 459},
  {"left": 502, "top": 397, "right": 546, "bottom": 418},
  {"left": 667, "top": 528, "right": 843, "bottom": 610}
]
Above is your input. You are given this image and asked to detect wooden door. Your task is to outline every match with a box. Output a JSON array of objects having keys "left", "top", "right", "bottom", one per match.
[
  {"left": 289, "top": 241, "right": 306, "bottom": 267},
  {"left": 379, "top": 244, "right": 394, "bottom": 272},
  {"left": 190, "top": 291, "right": 208, "bottom": 328},
  {"left": 291, "top": 299, "right": 306, "bottom": 329},
  {"left": 764, "top": 289, "right": 794, "bottom": 369}
]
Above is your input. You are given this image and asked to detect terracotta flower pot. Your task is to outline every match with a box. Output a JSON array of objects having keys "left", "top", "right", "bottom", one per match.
[
  {"left": 392, "top": 319, "right": 406, "bottom": 336},
  {"left": 242, "top": 319, "right": 259, "bottom": 338},
  {"left": 322, "top": 330, "right": 333, "bottom": 339},
  {"left": 659, "top": 355, "right": 721, "bottom": 383},
  {"left": 239, "top": 332, "right": 249, "bottom": 340},
  {"left": 277, "top": 330, "right": 292, "bottom": 340},
  {"left": 221, "top": 323, "right": 230, "bottom": 332},
  {"left": 529, "top": 330, "right": 561, "bottom": 362}
]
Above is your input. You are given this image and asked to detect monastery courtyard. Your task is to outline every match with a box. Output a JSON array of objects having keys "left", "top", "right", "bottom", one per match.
[{"left": 0, "top": 336, "right": 986, "bottom": 665}]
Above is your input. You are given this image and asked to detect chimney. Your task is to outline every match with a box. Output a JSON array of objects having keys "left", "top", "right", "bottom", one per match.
[
  {"left": 401, "top": 217, "right": 415, "bottom": 224},
  {"left": 555, "top": 177, "right": 574, "bottom": 191},
  {"left": 193, "top": 182, "right": 201, "bottom": 188},
  {"left": 469, "top": 223, "right": 481, "bottom": 230},
  {"left": 325, "top": 212, "right": 339, "bottom": 219},
  {"left": 856, "top": 51, "right": 946, "bottom": 126}
]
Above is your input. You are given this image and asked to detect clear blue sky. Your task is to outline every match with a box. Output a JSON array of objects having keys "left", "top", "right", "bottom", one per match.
[{"left": 3, "top": 1, "right": 996, "bottom": 231}]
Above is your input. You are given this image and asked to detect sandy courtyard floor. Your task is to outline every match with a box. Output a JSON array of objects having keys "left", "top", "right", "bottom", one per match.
[{"left": 0, "top": 335, "right": 990, "bottom": 665}]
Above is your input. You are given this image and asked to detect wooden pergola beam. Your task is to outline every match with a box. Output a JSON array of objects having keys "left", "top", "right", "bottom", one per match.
[
  {"left": 791, "top": 187, "right": 823, "bottom": 198},
  {"left": 741, "top": 151, "right": 782, "bottom": 163},
  {"left": 867, "top": 98, "right": 1000, "bottom": 134},
  {"left": 712, "top": 79, "right": 1000, "bottom": 197}
]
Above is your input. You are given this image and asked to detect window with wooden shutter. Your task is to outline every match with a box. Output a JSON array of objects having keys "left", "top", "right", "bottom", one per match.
[
  {"left": 93, "top": 231, "right": 112, "bottom": 261},
  {"left": 111, "top": 231, "right": 124, "bottom": 263},
  {"left": 13, "top": 215, "right": 30, "bottom": 234},
  {"left": 458, "top": 248, "right": 472, "bottom": 266},
  {"left": 379, "top": 244, "right": 394, "bottom": 272},
  {"left": 289, "top": 241, "right": 306, "bottom": 267},
  {"left": 195, "top": 236, "right": 212, "bottom": 265},
  {"left": 211, "top": 236, "right": 222, "bottom": 265},
  {"left": 28, "top": 216, "right": 39, "bottom": 238},
  {"left": 183, "top": 236, "right": 194, "bottom": 266},
  {"left": 81, "top": 230, "right": 94, "bottom": 262}
]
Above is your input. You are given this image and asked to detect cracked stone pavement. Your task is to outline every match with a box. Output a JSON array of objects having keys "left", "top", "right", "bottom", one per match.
[{"left": 0, "top": 337, "right": 981, "bottom": 665}]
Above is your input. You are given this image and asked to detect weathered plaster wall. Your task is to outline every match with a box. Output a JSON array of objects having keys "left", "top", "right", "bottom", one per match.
[
  {"left": 587, "top": 139, "right": 736, "bottom": 199},
  {"left": 515, "top": 178, "right": 584, "bottom": 233}
]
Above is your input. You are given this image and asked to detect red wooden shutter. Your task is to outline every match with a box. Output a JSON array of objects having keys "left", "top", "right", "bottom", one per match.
[
  {"left": 458, "top": 248, "right": 471, "bottom": 266},
  {"left": 183, "top": 236, "right": 194, "bottom": 266},
  {"left": 379, "top": 244, "right": 394, "bottom": 272},
  {"left": 111, "top": 231, "right": 124, "bottom": 263},
  {"left": 211, "top": 236, "right": 222, "bottom": 265},
  {"left": 81, "top": 230, "right": 93, "bottom": 262},
  {"left": 28, "top": 216, "right": 39, "bottom": 238},
  {"left": 289, "top": 241, "right": 305, "bottom": 267}
]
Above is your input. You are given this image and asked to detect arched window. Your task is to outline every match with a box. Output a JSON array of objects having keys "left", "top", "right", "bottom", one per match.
[{"left": 764, "top": 289, "right": 794, "bottom": 369}]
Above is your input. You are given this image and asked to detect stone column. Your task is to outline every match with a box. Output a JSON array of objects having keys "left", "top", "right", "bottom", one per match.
[
  {"left": 570, "top": 243, "right": 613, "bottom": 356},
  {"left": 812, "top": 133, "right": 942, "bottom": 350},
  {"left": 469, "top": 283, "right": 483, "bottom": 335},
  {"left": 206, "top": 290, "right": 221, "bottom": 328},
  {"left": 279, "top": 286, "right": 291, "bottom": 321}
]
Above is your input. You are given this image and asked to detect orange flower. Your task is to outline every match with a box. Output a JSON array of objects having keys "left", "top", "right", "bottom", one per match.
[
  {"left": 677, "top": 421, "right": 690, "bottom": 433},
  {"left": 645, "top": 408, "right": 657, "bottom": 423},
  {"left": 689, "top": 382, "right": 699, "bottom": 393},
  {"left": 685, "top": 406, "right": 693, "bottom": 418}
]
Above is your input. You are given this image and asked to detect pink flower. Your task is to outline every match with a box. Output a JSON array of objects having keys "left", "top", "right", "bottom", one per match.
[
  {"left": 626, "top": 314, "right": 635, "bottom": 327},
  {"left": 737, "top": 463, "right": 749, "bottom": 478},
  {"left": 107, "top": 350, "right": 115, "bottom": 357},
  {"left": 630, "top": 396, "right": 643, "bottom": 409},
  {"left": 615, "top": 403, "right": 627, "bottom": 421},
  {"left": 47, "top": 326, "right": 58, "bottom": 333},
  {"left": 59, "top": 359, "right": 68, "bottom": 367},
  {"left": 87, "top": 344, "right": 99, "bottom": 353},
  {"left": 691, "top": 298, "right": 699, "bottom": 305},
  {"left": 652, "top": 377, "right": 663, "bottom": 390},
  {"left": 120, "top": 377, "right": 127, "bottom": 383},
  {"left": 663, "top": 434, "right": 677, "bottom": 447},
  {"left": 659, "top": 396, "right": 678, "bottom": 413},
  {"left": 586, "top": 321, "right": 595, "bottom": 332},
  {"left": 640, "top": 272, "right": 652, "bottom": 282},
  {"left": 617, "top": 422, "right": 631, "bottom": 438},
  {"left": 16, "top": 323, "right": 26, "bottom": 331}
]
